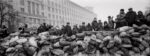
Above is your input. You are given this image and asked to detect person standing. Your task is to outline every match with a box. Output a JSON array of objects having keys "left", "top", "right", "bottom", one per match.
[
  {"left": 115, "top": 9, "right": 127, "bottom": 29},
  {"left": 61, "top": 25, "right": 65, "bottom": 35},
  {"left": 64, "top": 22, "right": 72, "bottom": 36},
  {"left": 146, "top": 13, "right": 150, "bottom": 26},
  {"left": 72, "top": 24, "right": 79, "bottom": 35},
  {"left": 79, "top": 22, "right": 86, "bottom": 32},
  {"left": 98, "top": 20, "right": 103, "bottom": 31},
  {"left": 86, "top": 23, "right": 93, "bottom": 31},
  {"left": 108, "top": 16, "right": 114, "bottom": 30},
  {"left": 125, "top": 8, "right": 137, "bottom": 26},
  {"left": 37, "top": 23, "right": 48, "bottom": 33},
  {"left": 92, "top": 18, "right": 98, "bottom": 31},
  {"left": 136, "top": 11, "right": 146, "bottom": 26},
  {"left": 104, "top": 21, "right": 110, "bottom": 31}
]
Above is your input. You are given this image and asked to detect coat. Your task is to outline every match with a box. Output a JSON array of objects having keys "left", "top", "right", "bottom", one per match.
[
  {"left": 92, "top": 21, "right": 98, "bottom": 30},
  {"left": 64, "top": 25, "right": 72, "bottom": 36},
  {"left": 147, "top": 15, "right": 150, "bottom": 21},
  {"left": 79, "top": 25, "right": 86, "bottom": 32},
  {"left": 86, "top": 25, "right": 93, "bottom": 31},
  {"left": 72, "top": 27, "right": 79, "bottom": 35},
  {"left": 115, "top": 13, "right": 127, "bottom": 28},
  {"left": 98, "top": 22, "right": 103, "bottom": 30},
  {"left": 136, "top": 14, "right": 146, "bottom": 26},
  {"left": 108, "top": 20, "right": 115, "bottom": 29},
  {"left": 37, "top": 25, "right": 48, "bottom": 33},
  {"left": 125, "top": 11, "right": 137, "bottom": 23}
]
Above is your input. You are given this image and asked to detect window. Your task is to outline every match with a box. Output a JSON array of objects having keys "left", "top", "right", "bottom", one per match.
[
  {"left": 28, "top": 1, "right": 31, "bottom": 14},
  {"left": 38, "top": 19, "right": 40, "bottom": 24},
  {"left": 55, "top": 9, "right": 57, "bottom": 13},
  {"left": 30, "top": 18, "right": 33, "bottom": 23},
  {"left": 53, "top": 15, "right": 55, "bottom": 19},
  {"left": 20, "top": 8, "right": 25, "bottom": 12},
  {"left": 56, "top": 15, "right": 58, "bottom": 20},
  {"left": 20, "top": 0, "right": 25, "bottom": 5},
  {"left": 48, "top": 0, "right": 50, "bottom": 5},
  {"left": 59, "top": 16, "right": 61, "bottom": 19},
  {"left": 32, "top": 2, "right": 35, "bottom": 15},
  {"left": 48, "top": 7, "right": 50, "bottom": 11},
  {"left": 49, "top": 14, "right": 51, "bottom": 18},
  {"left": 42, "top": 12, "right": 44, "bottom": 16},
  {"left": 34, "top": 18, "right": 36, "bottom": 24},
  {"left": 52, "top": 2, "right": 54, "bottom": 7},
  {"left": 9, "top": 0, "right": 13, "bottom": 2},
  {"left": 52, "top": 8, "right": 54, "bottom": 12},
  {"left": 41, "top": 5, "right": 44, "bottom": 10},
  {"left": 36, "top": 4, "right": 39, "bottom": 15}
]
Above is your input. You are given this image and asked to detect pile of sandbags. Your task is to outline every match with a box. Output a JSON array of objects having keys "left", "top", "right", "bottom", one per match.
[
  {"left": 0, "top": 24, "right": 150, "bottom": 56},
  {"left": 96, "top": 25, "right": 150, "bottom": 56}
]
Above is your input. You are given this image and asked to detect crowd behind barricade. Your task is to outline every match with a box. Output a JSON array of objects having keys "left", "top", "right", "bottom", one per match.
[
  {"left": 0, "top": 8, "right": 150, "bottom": 38},
  {"left": 0, "top": 8, "right": 150, "bottom": 56}
]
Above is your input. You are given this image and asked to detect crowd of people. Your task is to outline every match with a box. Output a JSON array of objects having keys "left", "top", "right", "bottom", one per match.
[
  {"left": 116, "top": 8, "right": 150, "bottom": 28},
  {"left": 0, "top": 8, "right": 150, "bottom": 37},
  {"left": 36, "top": 7, "right": 150, "bottom": 36}
]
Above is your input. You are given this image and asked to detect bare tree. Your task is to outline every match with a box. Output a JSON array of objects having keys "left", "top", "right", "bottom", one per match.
[{"left": 0, "top": 0, "right": 18, "bottom": 32}]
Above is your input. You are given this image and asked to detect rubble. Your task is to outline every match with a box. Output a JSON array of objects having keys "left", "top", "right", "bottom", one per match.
[{"left": 0, "top": 25, "right": 150, "bottom": 56}]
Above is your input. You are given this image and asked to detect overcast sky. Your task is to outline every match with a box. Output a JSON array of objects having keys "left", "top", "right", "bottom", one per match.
[{"left": 71, "top": 0, "right": 149, "bottom": 21}]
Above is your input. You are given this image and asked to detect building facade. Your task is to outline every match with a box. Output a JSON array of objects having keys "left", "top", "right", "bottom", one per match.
[{"left": 5, "top": 0, "right": 97, "bottom": 28}]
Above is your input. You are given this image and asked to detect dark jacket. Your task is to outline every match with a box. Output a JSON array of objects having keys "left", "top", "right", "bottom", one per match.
[
  {"left": 64, "top": 25, "right": 72, "bottom": 36},
  {"left": 104, "top": 24, "right": 110, "bottom": 31},
  {"left": 37, "top": 25, "right": 48, "bottom": 33},
  {"left": 86, "top": 24, "right": 93, "bottom": 31},
  {"left": 98, "top": 22, "right": 103, "bottom": 30},
  {"left": 146, "top": 13, "right": 150, "bottom": 26},
  {"left": 108, "top": 20, "right": 115, "bottom": 29},
  {"left": 125, "top": 11, "right": 137, "bottom": 23},
  {"left": 0, "top": 27, "right": 8, "bottom": 38},
  {"left": 92, "top": 20, "right": 98, "bottom": 30},
  {"left": 72, "top": 27, "right": 79, "bottom": 35},
  {"left": 136, "top": 14, "right": 146, "bottom": 25},
  {"left": 79, "top": 25, "right": 86, "bottom": 32}
]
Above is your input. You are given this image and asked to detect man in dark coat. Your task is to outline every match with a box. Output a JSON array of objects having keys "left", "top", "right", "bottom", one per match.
[
  {"left": 79, "top": 22, "right": 86, "bottom": 32},
  {"left": 61, "top": 25, "right": 65, "bottom": 35},
  {"left": 115, "top": 9, "right": 127, "bottom": 29},
  {"left": 146, "top": 13, "right": 150, "bottom": 26},
  {"left": 92, "top": 18, "right": 98, "bottom": 31},
  {"left": 72, "top": 24, "right": 79, "bottom": 35},
  {"left": 108, "top": 16, "right": 115, "bottom": 30},
  {"left": 104, "top": 21, "right": 110, "bottom": 31},
  {"left": 125, "top": 8, "right": 137, "bottom": 26},
  {"left": 136, "top": 11, "right": 146, "bottom": 26},
  {"left": 37, "top": 23, "right": 48, "bottom": 33},
  {"left": 86, "top": 23, "right": 93, "bottom": 31},
  {"left": 64, "top": 22, "right": 72, "bottom": 36},
  {"left": 98, "top": 20, "right": 103, "bottom": 31}
]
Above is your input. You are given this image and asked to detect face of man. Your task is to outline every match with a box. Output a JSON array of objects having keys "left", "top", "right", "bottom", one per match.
[
  {"left": 99, "top": 20, "right": 101, "bottom": 23},
  {"left": 82, "top": 23, "right": 85, "bottom": 26},
  {"left": 120, "top": 11, "right": 124, "bottom": 14},
  {"left": 67, "top": 23, "right": 70, "bottom": 26},
  {"left": 129, "top": 9, "right": 133, "bottom": 12},
  {"left": 94, "top": 18, "right": 97, "bottom": 21},
  {"left": 43, "top": 23, "right": 46, "bottom": 26},
  {"left": 138, "top": 11, "right": 142, "bottom": 15}
]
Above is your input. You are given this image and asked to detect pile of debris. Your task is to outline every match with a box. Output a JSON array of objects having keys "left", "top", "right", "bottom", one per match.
[{"left": 0, "top": 24, "right": 150, "bottom": 56}]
